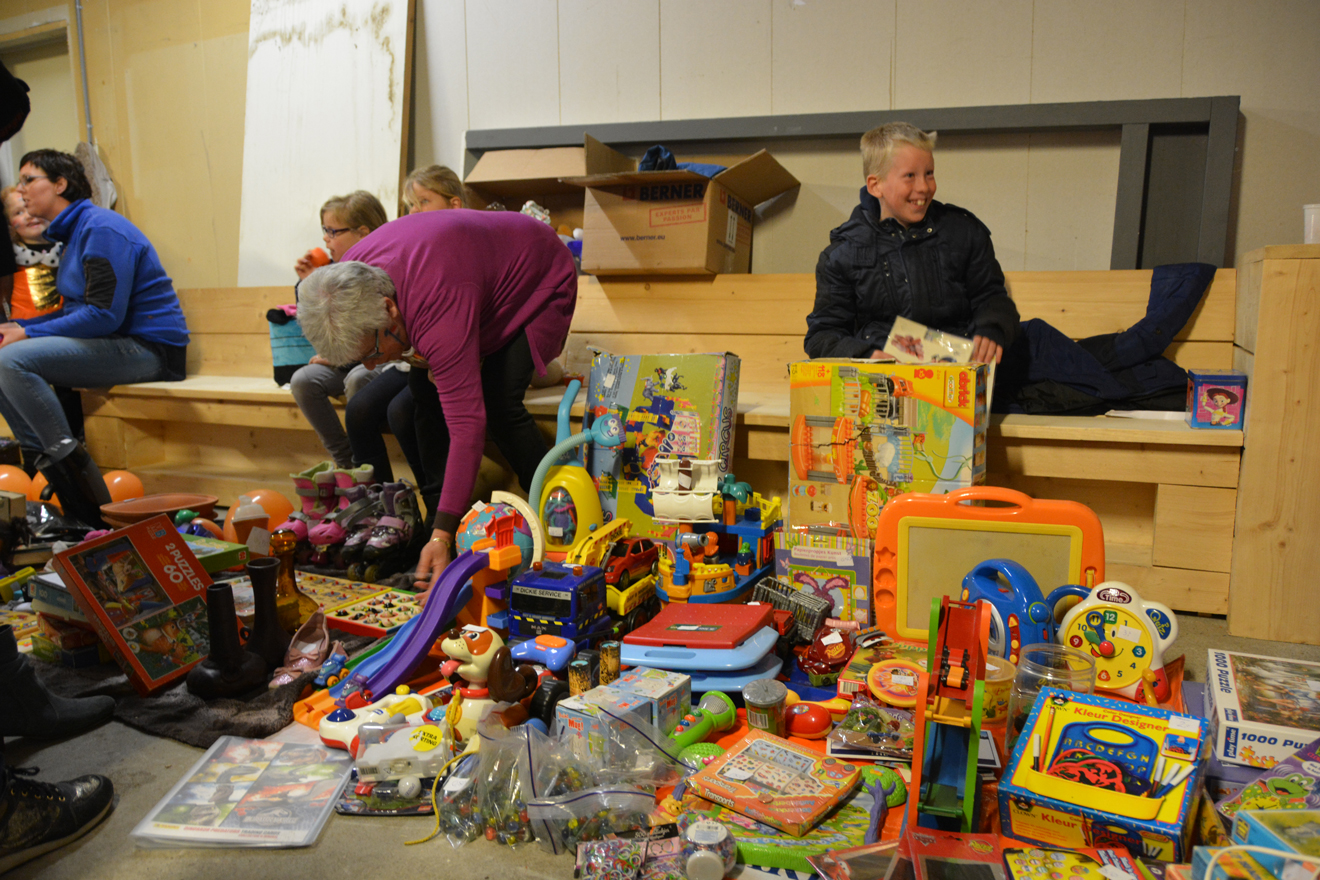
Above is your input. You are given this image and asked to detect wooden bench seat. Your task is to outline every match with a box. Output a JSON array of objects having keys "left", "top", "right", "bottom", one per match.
[{"left": 66, "top": 268, "right": 1245, "bottom": 616}]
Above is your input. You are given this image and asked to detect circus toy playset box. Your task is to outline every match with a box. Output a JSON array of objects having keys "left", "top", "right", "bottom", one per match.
[{"left": 787, "top": 360, "right": 988, "bottom": 534}]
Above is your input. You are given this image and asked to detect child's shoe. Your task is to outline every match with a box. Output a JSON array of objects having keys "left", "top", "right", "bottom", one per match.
[{"left": 267, "top": 610, "right": 330, "bottom": 689}]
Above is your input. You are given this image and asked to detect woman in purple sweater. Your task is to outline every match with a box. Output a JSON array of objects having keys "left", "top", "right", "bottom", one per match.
[{"left": 297, "top": 210, "right": 576, "bottom": 589}]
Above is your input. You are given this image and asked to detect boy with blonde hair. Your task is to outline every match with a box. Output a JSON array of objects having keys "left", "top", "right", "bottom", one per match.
[{"left": 807, "top": 121, "right": 1018, "bottom": 366}]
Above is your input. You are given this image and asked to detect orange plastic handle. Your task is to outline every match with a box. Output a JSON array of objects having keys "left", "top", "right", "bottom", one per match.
[{"left": 946, "top": 486, "right": 1032, "bottom": 510}]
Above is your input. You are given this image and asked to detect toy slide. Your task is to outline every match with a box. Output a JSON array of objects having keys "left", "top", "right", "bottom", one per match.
[{"left": 348, "top": 550, "right": 490, "bottom": 705}]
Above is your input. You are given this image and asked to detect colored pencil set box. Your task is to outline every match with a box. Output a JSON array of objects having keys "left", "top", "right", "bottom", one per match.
[{"left": 998, "top": 687, "right": 1209, "bottom": 862}]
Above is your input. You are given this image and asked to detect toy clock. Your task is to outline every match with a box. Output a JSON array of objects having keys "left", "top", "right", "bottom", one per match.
[
  {"left": 960, "top": 559, "right": 1089, "bottom": 665},
  {"left": 1057, "top": 581, "right": 1178, "bottom": 702}
]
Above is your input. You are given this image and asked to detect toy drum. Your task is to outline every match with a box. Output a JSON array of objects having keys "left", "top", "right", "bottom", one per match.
[{"left": 981, "top": 654, "right": 1016, "bottom": 725}]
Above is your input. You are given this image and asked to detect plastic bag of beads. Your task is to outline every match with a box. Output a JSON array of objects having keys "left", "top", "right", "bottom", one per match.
[
  {"left": 828, "top": 690, "right": 916, "bottom": 760},
  {"left": 474, "top": 709, "right": 538, "bottom": 847},
  {"left": 526, "top": 786, "right": 654, "bottom": 855},
  {"left": 575, "top": 831, "right": 687, "bottom": 880},
  {"left": 425, "top": 752, "right": 480, "bottom": 846}
]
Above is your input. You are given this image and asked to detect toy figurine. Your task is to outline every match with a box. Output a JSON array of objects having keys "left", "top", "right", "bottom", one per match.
[{"left": 439, "top": 625, "right": 512, "bottom": 753}]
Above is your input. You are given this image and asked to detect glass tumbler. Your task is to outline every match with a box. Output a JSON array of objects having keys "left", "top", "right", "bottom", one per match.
[{"left": 1006, "top": 643, "right": 1096, "bottom": 753}]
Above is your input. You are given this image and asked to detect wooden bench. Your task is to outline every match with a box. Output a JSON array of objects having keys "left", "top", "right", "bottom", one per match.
[{"left": 68, "top": 269, "right": 1243, "bottom": 618}]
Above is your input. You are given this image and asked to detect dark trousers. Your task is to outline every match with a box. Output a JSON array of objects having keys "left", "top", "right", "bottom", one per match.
[
  {"left": 409, "top": 329, "right": 547, "bottom": 530},
  {"left": 345, "top": 367, "right": 424, "bottom": 485}
]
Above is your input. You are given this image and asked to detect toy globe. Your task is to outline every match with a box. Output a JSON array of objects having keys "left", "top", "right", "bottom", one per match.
[
  {"left": 0, "top": 465, "right": 30, "bottom": 496},
  {"left": 457, "top": 500, "right": 535, "bottom": 576},
  {"left": 222, "top": 488, "right": 295, "bottom": 541},
  {"left": 103, "top": 469, "right": 145, "bottom": 502}
]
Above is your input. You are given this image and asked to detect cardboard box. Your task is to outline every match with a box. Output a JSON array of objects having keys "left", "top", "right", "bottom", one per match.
[
  {"left": 36, "top": 612, "right": 100, "bottom": 650},
  {"left": 566, "top": 139, "right": 799, "bottom": 274},
  {"left": 1191, "top": 847, "right": 1280, "bottom": 880},
  {"left": 611, "top": 666, "right": 691, "bottom": 736},
  {"left": 787, "top": 359, "right": 988, "bottom": 531},
  {"left": 29, "top": 571, "right": 90, "bottom": 623},
  {"left": 586, "top": 351, "right": 739, "bottom": 541},
  {"left": 29, "top": 633, "right": 110, "bottom": 668},
  {"left": 1206, "top": 650, "right": 1320, "bottom": 769},
  {"left": 181, "top": 534, "right": 249, "bottom": 573},
  {"left": 554, "top": 685, "right": 652, "bottom": 763},
  {"left": 465, "top": 136, "right": 634, "bottom": 228},
  {"left": 773, "top": 528, "right": 873, "bottom": 625},
  {"left": 1183, "top": 682, "right": 1260, "bottom": 802},
  {"left": 1187, "top": 369, "right": 1248, "bottom": 429},
  {"left": 998, "top": 688, "right": 1209, "bottom": 862}
]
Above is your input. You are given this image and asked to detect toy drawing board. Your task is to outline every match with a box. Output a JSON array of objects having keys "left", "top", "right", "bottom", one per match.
[{"left": 874, "top": 488, "right": 1104, "bottom": 642}]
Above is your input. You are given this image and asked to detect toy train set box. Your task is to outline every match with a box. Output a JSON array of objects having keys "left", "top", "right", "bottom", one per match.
[
  {"left": 786, "top": 359, "right": 988, "bottom": 533},
  {"left": 586, "top": 351, "right": 739, "bottom": 540},
  {"left": 998, "top": 688, "right": 1209, "bottom": 862},
  {"left": 1206, "top": 649, "right": 1320, "bottom": 769}
]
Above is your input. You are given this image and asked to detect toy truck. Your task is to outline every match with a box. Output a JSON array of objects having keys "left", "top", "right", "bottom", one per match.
[{"left": 508, "top": 560, "right": 617, "bottom": 644}]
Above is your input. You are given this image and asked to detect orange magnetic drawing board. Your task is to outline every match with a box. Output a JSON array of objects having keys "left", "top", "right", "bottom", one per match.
[{"left": 873, "top": 487, "right": 1104, "bottom": 642}]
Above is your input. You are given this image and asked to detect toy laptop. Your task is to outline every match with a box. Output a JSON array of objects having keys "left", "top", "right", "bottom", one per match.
[
  {"left": 874, "top": 488, "right": 1104, "bottom": 642},
  {"left": 621, "top": 602, "right": 781, "bottom": 691},
  {"left": 1205, "top": 649, "right": 1320, "bottom": 769},
  {"left": 684, "top": 729, "right": 862, "bottom": 836},
  {"left": 998, "top": 687, "right": 1209, "bottom": 862}
]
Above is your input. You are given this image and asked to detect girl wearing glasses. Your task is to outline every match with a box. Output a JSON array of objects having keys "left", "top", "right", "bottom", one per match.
[{"left": 288, "top": 191, "right": 389, "bottom": 470}]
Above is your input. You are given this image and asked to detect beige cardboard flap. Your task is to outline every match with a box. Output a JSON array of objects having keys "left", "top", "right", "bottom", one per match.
[
  {"left": 466, "top": 146, "right": 588, "bottom": 197},
  {"left": 714, "top": 150, "right": 800, "bottom": 207},
  {"left": 584, "top": 134, "right": 636, "bottom": 175},
  {"left": 564, "top": 168, "right": 709, "bottom": 189}
]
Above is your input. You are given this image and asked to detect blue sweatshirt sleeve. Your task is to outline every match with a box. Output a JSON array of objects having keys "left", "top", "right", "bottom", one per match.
[{"left": 22, "top": 227, "right": 135, "bottom": 339}]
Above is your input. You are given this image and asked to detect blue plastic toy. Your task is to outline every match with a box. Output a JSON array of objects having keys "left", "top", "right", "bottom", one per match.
[{"left": 960, "top": 559, "right": 1089, "bottom": 665}]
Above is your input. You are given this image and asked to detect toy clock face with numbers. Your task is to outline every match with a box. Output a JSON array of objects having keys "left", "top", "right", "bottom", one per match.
[{"left": 1058, "top": 581, "right": 1178, "bottom": 701}]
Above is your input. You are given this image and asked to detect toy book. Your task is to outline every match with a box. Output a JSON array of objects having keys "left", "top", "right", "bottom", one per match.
[
  {"left": 1206, "top": 649, "right": 1320, "bottom": 769},
  {"left": 585, "top": 351, "right": 740, "bottom": 541},
  {"left": 131, "top": 736, "right": 351, "bottom": 847},
  {"left": 53, "top": 514, "right": 212, "bottom": 696},
  {"left": 1004, "top": 846, "right": 1144, "bottom": 880},
  {"left": 683, "top": 728, "right": 861, "bottom": 836},
  {"left": 836, "top": 639, "right": 930, "bottom": 698},
  {"left": 1217, "top": 736, "right": 1320, "bottom": 822},
  {"left": 774, "top": 526, "right": 873, "bottom": 625}
]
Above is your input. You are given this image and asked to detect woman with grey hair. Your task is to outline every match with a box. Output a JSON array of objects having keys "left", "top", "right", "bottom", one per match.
[{"left": 298, "top": 209, "right": 576, "bottom": 589}]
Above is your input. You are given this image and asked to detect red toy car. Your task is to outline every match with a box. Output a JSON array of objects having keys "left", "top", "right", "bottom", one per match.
[{"left": 602, "top": 537, "right": 658, "bottom": 588}]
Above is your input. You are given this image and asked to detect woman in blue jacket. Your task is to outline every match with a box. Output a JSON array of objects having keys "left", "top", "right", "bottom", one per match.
[{"left": 0, "top": 149, "right": 189, "bottom": 526}]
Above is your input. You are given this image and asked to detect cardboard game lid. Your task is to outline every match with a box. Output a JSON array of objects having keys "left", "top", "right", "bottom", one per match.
[{"left": 623, "top": 602, "right": 773, "bottom": 650}]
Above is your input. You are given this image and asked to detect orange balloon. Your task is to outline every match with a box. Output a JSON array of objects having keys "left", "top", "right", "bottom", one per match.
[
  {"left": 27, "top": 472, "right": 60, "bottom": 511},
  {"left": 222, "top": 488, "right": 295, "bottom": 541},
  {"left": 0, "top": 465, "right": 31, "bottom": 497},
  {"left": 103, "top": 470, "right": 145, "bottom": 503}
]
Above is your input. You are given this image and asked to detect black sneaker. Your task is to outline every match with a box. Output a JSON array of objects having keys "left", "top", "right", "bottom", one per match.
[{"left": 0, "top": 766, "right": 115, "bottom": 873}]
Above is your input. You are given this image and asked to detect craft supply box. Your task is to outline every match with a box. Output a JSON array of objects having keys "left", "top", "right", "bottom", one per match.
[
  {"left": 587, "top": 350, "right": 739, "bottom": 540},
  {"left": 1206, "top": 649, "right": 1320, "bottom": 769},
  {"left": 997, "top": 687, "right": 1209, "bottom": 862},
  {"left": 787, "top": 359, "right": 988, "bottom": 531},
  {"left": 611, "top": 666, "right": 691, "bottom": 736}
]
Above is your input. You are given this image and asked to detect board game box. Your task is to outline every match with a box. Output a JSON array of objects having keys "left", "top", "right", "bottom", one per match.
[
  {"left": 324, "top": 590, "right": 423, "bottom": 637},
  {"left": 1004, "top": 845, "right": 1146, "bottom": 880},
  {"left": 1217, "top": 736, "right": 1320, "bottom": 822},
  {"left": 684, "top": 729, "right": 861, "bottom": 837},
  {"left": 53, "top": 514, "right": 211, "bottom": 696},
  {"left": 787, "top": 359, "right": 988, "bottom": 533},
  {"left": 1230, "top": 809, "right": 1320, "bottom": 880},
  {"left": 585, "top": 351, "right": 739, "bottom": 541},
  {"left": 1207, "top": 649, "right": 1320, "bottom": 769}
]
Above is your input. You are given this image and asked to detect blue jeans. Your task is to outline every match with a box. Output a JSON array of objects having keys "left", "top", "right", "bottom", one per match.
[
  {"left": 0, "top": 335, "right": 171, "bottom": 456},
  {"left": 345, "top": 366, "right": 424, "bottom": 484}
]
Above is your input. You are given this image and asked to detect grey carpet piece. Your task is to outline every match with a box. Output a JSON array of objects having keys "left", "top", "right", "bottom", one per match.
[{"left": 30, "top": 634, "right": 376, "bottom": 749}]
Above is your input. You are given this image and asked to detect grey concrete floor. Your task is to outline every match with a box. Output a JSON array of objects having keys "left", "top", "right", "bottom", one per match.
[{"left": 7, "top": 614, "right": 1320, "bottom": 878}]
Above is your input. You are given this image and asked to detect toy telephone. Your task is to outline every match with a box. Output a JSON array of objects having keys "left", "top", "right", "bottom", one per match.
[
  {"left": 961, "top": 559, "right": 1089, "bottom": 665},
  {"left": 1057, "top": 581, "right": 1178, "bottom": 702}
]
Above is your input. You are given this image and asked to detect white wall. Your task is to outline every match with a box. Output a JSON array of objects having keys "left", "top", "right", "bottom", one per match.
[{"left": 410, "top": 0, "right": 1320, "bottom": 272}]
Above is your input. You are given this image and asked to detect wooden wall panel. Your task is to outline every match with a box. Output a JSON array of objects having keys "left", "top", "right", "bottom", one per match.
[
  {"left": 769, "top": 0, "right": 892, "bottom": 115},
  {"left": 558, "top": 0, "right": 659, "bottom": 126},
  {"left": 659, "top": 0, "right": 771, "bottom": 120},
  {"left": 1154, "top": 485, "right": 1236, "bottom": 573},
  {"left": 236, "top": 0, "right": 411, "bottom": 286},
  {"left": 894, "top": 0, "right": 1032, "bottom": 110},
  {"left": 466, "top": 0, "right": 559, "bottom": 130},
  {"left": 1030, "top": 1, "right": 1185, "bottom": 103}
]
